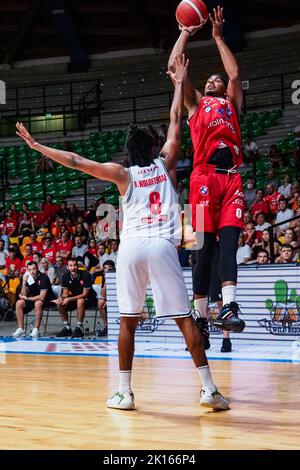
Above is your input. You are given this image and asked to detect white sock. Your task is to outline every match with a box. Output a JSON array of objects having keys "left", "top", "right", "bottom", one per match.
[
  {"left": 194, "top": 297, "right": 208, "bottom": 318},
  {"left": 119, "top": 370, "right": 132, "bottom": 394},
  {"left": 198, "top": 365, "right": 216, "bottom": 393},
  {"left": 63, "top": 321, "right": 70, "bottom": 329},
  {"left": 222, "top": 285, "right": 236, "bottom": 306}
]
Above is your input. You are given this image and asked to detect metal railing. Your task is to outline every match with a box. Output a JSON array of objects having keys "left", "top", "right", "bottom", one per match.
[{"left": 0, "top": 69, "right": 299, "bottom": 137}]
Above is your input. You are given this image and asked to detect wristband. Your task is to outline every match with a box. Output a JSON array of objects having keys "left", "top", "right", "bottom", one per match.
[{"left": 183, "top": 29, "right": 192, "bottom": 37}]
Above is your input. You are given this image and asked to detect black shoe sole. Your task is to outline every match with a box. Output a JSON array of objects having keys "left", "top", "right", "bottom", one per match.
[{"left": 213, "top": 320, "right": 245, "bottom": 333}]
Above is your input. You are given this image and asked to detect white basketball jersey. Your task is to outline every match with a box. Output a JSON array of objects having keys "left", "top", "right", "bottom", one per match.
[{"left": 120, "top": 157, "right": 182, "bottom": 245}]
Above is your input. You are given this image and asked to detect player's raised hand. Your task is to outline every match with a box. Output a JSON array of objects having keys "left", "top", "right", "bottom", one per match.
[
  {"left": 178, "top": 21, "right": 206, "bottom": 37},
  {"left": 16, "top": 122, "right": 38, "bottom": 149},
  {"left": 209, "top": 5, "right": 225, "bottom": 40},
  {"left": 167, "top": 53, "right": 189, "bottom": 84}
]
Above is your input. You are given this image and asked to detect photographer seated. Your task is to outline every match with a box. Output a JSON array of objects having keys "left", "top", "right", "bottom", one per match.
[
  {"left": 12, "top": 261, "right": 55, "bottom": 338},
  {"left": 54, "top": 257, "right": 97, "bottom": 338}
]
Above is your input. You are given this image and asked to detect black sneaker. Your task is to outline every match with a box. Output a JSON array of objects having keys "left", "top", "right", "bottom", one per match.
[
  {"left": 213, "top": 302, "right": 245, "bottom": 333},
  {"left": 221, "top": 338, "right": 232, "bottom": 353},
  {"left": 72, "top": 326, "right": 84, "bottom": 338},
  {"left": 56, "top": 326, "right": 72, "bottom": 337},
  {"left": 195, "top": 317, "right": 210, "bottom": 350},
  {"left": 97, "top": 326, "right": 108, "bottom": 337}
]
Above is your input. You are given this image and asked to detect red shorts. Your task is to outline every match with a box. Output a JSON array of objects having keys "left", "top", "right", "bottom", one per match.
[{"left": 189, "top": 165, "right": 245, "bottom": 233}]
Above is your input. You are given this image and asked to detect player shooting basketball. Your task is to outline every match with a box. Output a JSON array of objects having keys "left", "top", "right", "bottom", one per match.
[{"left": 168, "top": 6, "right": 246, "bottom": 346}]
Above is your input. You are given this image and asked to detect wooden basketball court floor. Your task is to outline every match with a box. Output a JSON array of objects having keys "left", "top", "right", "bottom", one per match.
[{"left": 1, "top": 341, "right": 300, "bottom": 450}]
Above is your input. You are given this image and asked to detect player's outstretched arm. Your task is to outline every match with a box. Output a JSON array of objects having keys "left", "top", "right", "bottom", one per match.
[
  {"left": 168, "top": 25, "right": 203, "bottom": 116},
  {"left": 210, "top": 6, "right": 243, "bottom": 114},
  {"left": 161, "top": 53, "right": 189, "bottom": 179},
  {"left": 16, "top": 122, "right": 129, "bottom": 193}
]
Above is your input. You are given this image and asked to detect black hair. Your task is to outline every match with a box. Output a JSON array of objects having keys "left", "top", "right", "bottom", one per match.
[
  {"left": 27, "top": 261, "right": 38, "bottom": 269},
  {"left": 67, "top": 257, "right": 78, "bottom": 264},
  {"left": 215, "top": 74, "right": 229, "bottom": 87},
  {"left": 103, "top": 260, "right": 115, "bottom": 269},
  {"left": 126, "top": 124, "right": 155, "bottom": 167}
]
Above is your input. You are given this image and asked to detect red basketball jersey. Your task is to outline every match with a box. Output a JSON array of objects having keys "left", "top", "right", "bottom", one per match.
[{"left": 189, "top": 96, "right": 243, "bottom": 168}]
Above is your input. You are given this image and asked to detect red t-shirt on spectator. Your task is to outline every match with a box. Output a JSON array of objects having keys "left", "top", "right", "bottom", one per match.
[
  {"left": 33, "top": 211, "right": 48, "bottom": 227},
  {"left": 42, "top": 247, "right": 57, "bottom": 264},
  {"left": 31, "top": 241, "right": 42, "bottom": 253},
  {"left": 56, "top": 240, "right": 73, "bottom": 258},
  {"left": 251, "top": 201, "right": 270, "bottom": 220},
  {"left": 5, "top": 257, "right": 22, "bottom": 273},
  {"left": 21, "top": 255, "right": 34, "bottom": 274},
  {"left": 3, "top": 218, "right": 17, "bottom": 235},
  {"left": 10, "top": 211, "right": 20, "bottom": 222},
  {"left": 44, "top": 203, "right": 59, "bottom": 221},
  {"left": 88, "top": 248, "right": 98, "bottom": 256},
  {"left": 264, "top": 192, "right": 284, "bottom": 214}
]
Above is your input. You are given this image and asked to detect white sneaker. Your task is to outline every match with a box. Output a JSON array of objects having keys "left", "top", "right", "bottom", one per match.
[
  {"left": 29, "top": 327, "right": 39, "bottom": 338},
  {"left": 106, "top": 391, "right": 135, "bottom": 410},
  {"left": 12, "top": 328, "right": 25, "bottom": 338},
  {"left": 200, "top": 388, "right": 230, "bottom": 410}
]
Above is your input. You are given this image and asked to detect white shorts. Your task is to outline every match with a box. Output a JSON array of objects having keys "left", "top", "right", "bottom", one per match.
[{"left": 116, "top": 238, "right": 191, "bottom": 319}]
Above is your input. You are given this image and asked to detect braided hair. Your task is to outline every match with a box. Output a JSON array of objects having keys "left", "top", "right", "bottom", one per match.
[{"left": 126, "top": 124, "right": 155, "bottom": 167}]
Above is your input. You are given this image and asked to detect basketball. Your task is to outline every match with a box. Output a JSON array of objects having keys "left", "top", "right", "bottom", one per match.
[{"left": 176, "top": 0, "right": 209, "bottom": 28}]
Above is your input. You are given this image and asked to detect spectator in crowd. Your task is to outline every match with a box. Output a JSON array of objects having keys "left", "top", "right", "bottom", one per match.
[
  {"left": 56, "top": 231, "right": 73, "bottom": 263},
  {"left": 3, "top": 210, "right": 18, "bottom": 238},
  {"left": 244, "top": 178, "right": 256, "bottom": 208},
  {"left": 236, "top": 232, "right": 252, "bottom": 265},
  {"left": 21, "top": 203, "right": 33, "bottom": 219},
  {"left": 242, "top": 135, "right": 259, "bottom": 163},
  {"left": 32, "top": 202, "right": 48, "bottom": 228},
  {"left": 278, "top": 174, "right": 292, "bottom": 199},
  {"left": 21, "top": 244, "right": 34, "bottom": 274},
  {"left": 252, "top": 228, "right": 280, "bottom": 262},
  {"left": 54, "top": 258, "right": 97, "bottom": 338},
  {"left": 10, "top": 203, "right": 20, "bottom": 222},
  {"left": 57, "top": 201, "right": 70, "bottom": 220},
  {"left": 177, "top": 180, "right": 189, "bottom": 210},
  {"left": 275, "top": 198, "right": 294, "bottom": 235},
  {"left": 251, "top": 189, "right": 270, "bottom": 220},
  {"left": 109, "top": 239, "right": 119, "bottom": 266},
  {"left": 0, "top": 224, "right": 9, "bottom": 250},
  {"left": 277, "top": 228, "right": 298, "bottom": 250},
  {"left": 43, "top": 194, "right": 59, "bottom": 221},
  {"left": 53, "top": 255, "right": 68, "bottom": 285},
  {"left": 68, "top": 203, "right": 82, "bottom": 225},
  {"left": 243, "top": 211, "right": 253, "bottom": 226},
  {"left": 42, "top": 234, "right": 57, "bottom": 264},
  {"left": 96, "top": 259, "right": 116, "bottom": 336},
  {"left": 32, "top": 252, "right": 43, "bottom": 271},
  {"left": 84, "top": 203, "right": 97, "bottom": 226},
  {"left": 3, "top": 246, "right": 22, "bottom": 308},
  {"left": 74, "top": 222, "right": 89, "bottom": 244},
  {"left": 18, "top": 212, "right": 35, "bottom": 239},
  {"left": 255, "top": 211, "right": 271, "bottom": 234},
  {"left": 256, "top": 249, "right": 270, "bottom": 265},
  {"left": 244, "top": 222, "right": 260, "bottom": 248},
  {"left": 40, "top": 258, "right": 56, "bottom": 284},
  {"left": 98, "top": 243, "right": 110, "bottom": 269},
  {"left": 264, "top": 183, "right": 284, "bottom": 218},
  {"left": 29, "top": 233, "right": 42, "bottom": 253},
  {"left": 12, "top": 261, "right": 55, "bottom": 338},
  {"left": 84, "top": 238, "right": 99, "bottom": 271},
  {"left": 268, "top": 144, "right": 283, "bottom": 170},
  {"left": 0, "top": 239, "right": 8, "bottom": 269},
  {"left": 51, "top": 216, "right": 66, "bottom": 239},
  {"left": 71, "top": 236, "right": 87, "bottom": 266},
  {"left": 275, "top": 244, "right": 294, "bottom": 264},
  {"left": 290, "top": 189, "right": 300, "bottom": 212}
]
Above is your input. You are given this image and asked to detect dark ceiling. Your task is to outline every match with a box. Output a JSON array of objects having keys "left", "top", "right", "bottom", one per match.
[{"left": 0, "top": 0, "right": 299, "bottom": 66}]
